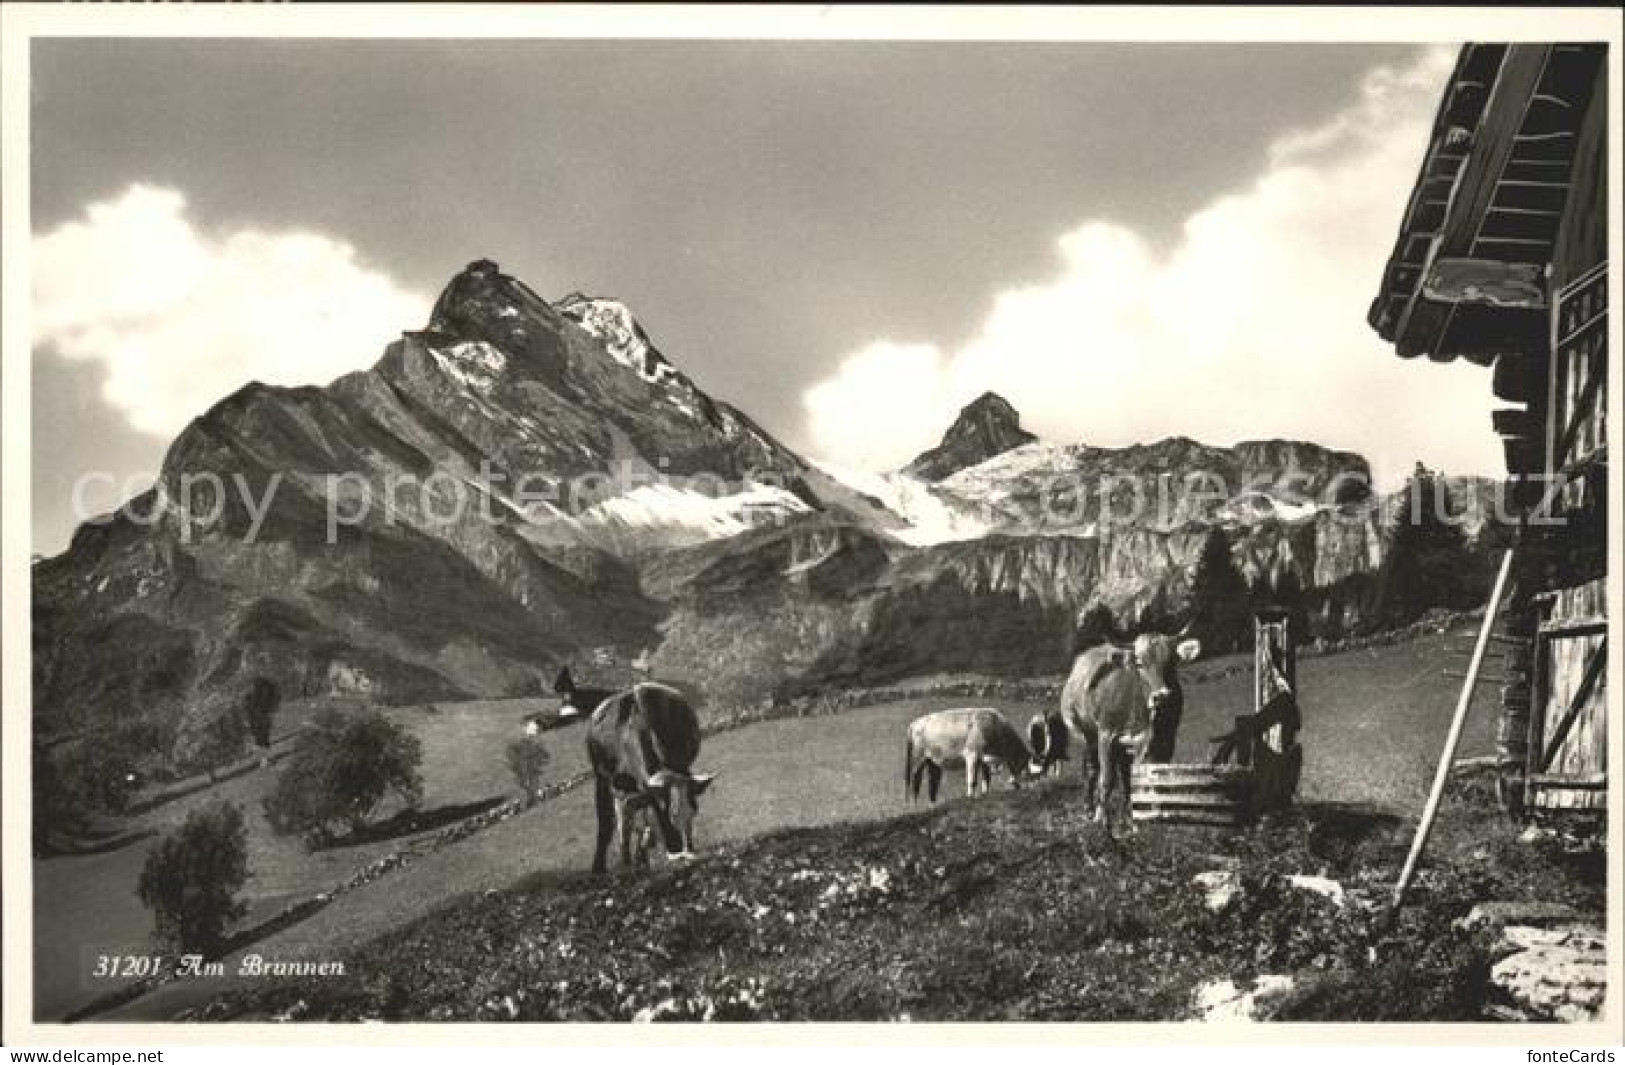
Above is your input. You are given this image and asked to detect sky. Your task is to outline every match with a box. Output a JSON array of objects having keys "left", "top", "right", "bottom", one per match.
[{"left": 29, "top": 38, "right": 1506, "bottom": 554}]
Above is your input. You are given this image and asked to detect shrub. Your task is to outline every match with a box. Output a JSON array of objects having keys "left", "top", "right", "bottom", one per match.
[
  {"left": 243, "top": 677, "right": 280, "bottom": 750},
  {"left": 505, "top": 734, "right": 551, "bottom": 807},
  {"left": 55, "top": 739, "right": 138, "bottom": 815},
  {"left": 137, "top": 801, "right": 249, "bottom": 956},
  {"left": 262, "top": 707, "right": 423, "bottom": 845},
  {"left": 193, "top": 709, "right": 248, "bottom": 781}
]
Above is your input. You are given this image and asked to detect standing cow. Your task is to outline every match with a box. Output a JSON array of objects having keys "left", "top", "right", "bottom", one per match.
[
  {"left": 585, "top": 682, "right": 715, "bottom": 875},
  {"left": 1059, "top": 628, "right": 1201, "bottom": 833},
  {"left": 904, "top": 708, "right": 1035, "bottom": 802}
]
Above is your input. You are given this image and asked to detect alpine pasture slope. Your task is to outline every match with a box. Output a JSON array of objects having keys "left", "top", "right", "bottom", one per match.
[{"left": 86, "top": 624, "right": 1506, "bottom": 1022}]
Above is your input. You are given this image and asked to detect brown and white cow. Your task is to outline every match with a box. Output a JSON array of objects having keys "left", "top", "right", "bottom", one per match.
[
  {"left": 1058, "top": 629, "right": 1201, "bottom": 832},
  {"left": 904, "top": 708, "right": 1035, "bottom": 803},
  {"left": 585, "top": 682, "right": 715, "bottom": 875}
]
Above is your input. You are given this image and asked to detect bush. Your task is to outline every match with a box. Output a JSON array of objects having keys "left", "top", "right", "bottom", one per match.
[
  {"left": 262, "top": 707, "right": 423, "bottom": 845},
  {"left": 193, "top": 709, "right": 248, "bottom": 781},
  {"left": 505, "top": 734, "right": 551, "bottom": 807},
  {"left": 243, "top": 677, "right": 280, "bottom": 750},
  {"left": 137, "top": 801, "right": 249, "bottom": 956},
  {"left": 55, "top": 740, "right": 138, "bottom": 816}
]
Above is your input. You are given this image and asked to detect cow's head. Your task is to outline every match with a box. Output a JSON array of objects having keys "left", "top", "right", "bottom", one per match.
[
  {"left": 1128, "top": 630, "right": 1201, "bottom": 704},
  {"left": 1127, "top": 630, "right": 1201, "bottom": 746},
  {"left": 1027, "top": 715, "right": 1049, "bottom": 775},
  {"left": 1027, "top": 713, "right": 1069, "bottom": 776},
  {"left": 641, "top": 768, "right": 716, "bottom": 859}
]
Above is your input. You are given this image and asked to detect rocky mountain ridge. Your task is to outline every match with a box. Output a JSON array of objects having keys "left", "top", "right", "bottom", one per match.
[
  {"left": 35, "top": 259, "right": 850, "bottom": 761},
  {"left": 34, "top": 259, "right": 1503, "bottom": 767}
]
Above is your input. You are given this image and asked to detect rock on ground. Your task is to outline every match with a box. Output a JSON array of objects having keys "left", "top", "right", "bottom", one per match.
[
  {"left": 1489, "top": 925, "right": 1606, "bottom": 1022},
  {"left": 1193, "top": 870, "right": 1242, "bottom": 912},
  {"left": 1194, "top": 975, "right": 1296, "bottom": 1022},
  {"left": 1285, "top": 874, "right": 1346, "bottom": 907},
  {"left": 1192, "top": 870, "right": 1346, "bottom": 912},
  {"left": 1456, "top": 900, "right": 1582, "bottom": 935}
]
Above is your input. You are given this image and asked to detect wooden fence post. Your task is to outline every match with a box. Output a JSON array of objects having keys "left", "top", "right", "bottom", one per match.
[{"left": 1253, "top": 608, "right": 1301, "bottom": 812}]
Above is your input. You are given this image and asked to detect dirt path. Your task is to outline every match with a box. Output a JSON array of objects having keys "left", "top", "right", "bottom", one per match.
[{"left": 91, "top": 628, "right": 1487, "bottom": 1021}]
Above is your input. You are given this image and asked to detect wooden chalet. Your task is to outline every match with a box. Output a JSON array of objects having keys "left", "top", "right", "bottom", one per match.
[{"left": 1369, "top": 43, "right": 1609, "bottom": 814}]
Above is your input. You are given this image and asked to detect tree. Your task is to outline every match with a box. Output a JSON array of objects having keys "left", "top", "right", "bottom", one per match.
[
  {"left": 194, "top": 710, "right": 248, "bottom": 782},
  {"left": 1070, "top": 602, "right": 1122, "bottom": 655},
  {"left": 243, "top": 677, "right": 280, "bottom": 752},
  {"left": 137, "top": 801, "right": 249, "bottom": 956},
  {"left": 505, "top": 734, "right": 551, "bottom": 807},
  {"left": 1136, "top": 583, "right": 1184, "bottom": 636},
  {"left": 57, "top": 739, "right": 138, "bottom": 815},
  {"left": 1374, "top": 466, "right": 1480, "bottom": 628},
  {"left": 262, "top": 707, "right": 423, "bottom": 845},
  {"left": 1284, "top": 569, "right": 1312, "bottom": 641},
  {"left": 33, "top": 737, "right": 88, "bottom": 855},
  {"left": 1187, "top": 526, "right": 1252, "bottom": 654},
  {"left": 1253, "top": 569, "right": 1310, "bottom": 643}
]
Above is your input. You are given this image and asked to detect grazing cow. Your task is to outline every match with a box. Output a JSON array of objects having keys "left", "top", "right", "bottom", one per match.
[
  {"left": 904, "top": 708, "right": 1035, "bottom": 803},
  {"left": 1058, "top": 629, "right": 1201, "bottom": 832},
  {"left": 1027, "top": 713, "right": 1072, "bottom": 777},
  {"left": 585, "top": 682, "right": 715, "bottom": 875}
]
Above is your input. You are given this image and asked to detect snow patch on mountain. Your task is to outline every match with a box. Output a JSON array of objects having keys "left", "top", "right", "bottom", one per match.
[
  {"left": 430, "top": 340, "right": 508, "bottom": 392},
  {"left": 936, "top": 441, "right": 1083, "bottom": 497},
  {"left": 812, "top": 461, "right": 993, "bottom": 546},
  {"left": 576, "top": 482, "right": 813, "bottom": 544},
  {"left": 555, "top": 294, "right": 680, "bottom": 386},
  {"left": 1218, "top": 493, "right": 1326, "bottom": 524}
]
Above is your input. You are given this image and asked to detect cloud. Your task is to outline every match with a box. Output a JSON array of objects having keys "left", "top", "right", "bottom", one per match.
[
  {"left": 33, "top": 185, "right": 429, "bottom": 437},
  {"left": 803, "top": 46, "right": 1499, "bottom": 490}
]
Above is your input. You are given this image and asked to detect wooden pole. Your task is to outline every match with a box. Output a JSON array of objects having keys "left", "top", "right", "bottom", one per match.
[{"left": 1392, "top": 548, "right": 1516, "bottom": 909}]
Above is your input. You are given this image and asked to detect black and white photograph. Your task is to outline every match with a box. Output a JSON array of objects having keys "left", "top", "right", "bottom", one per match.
[{"left": 2, "top": 3, "right": 1619, "bottom": 1045}]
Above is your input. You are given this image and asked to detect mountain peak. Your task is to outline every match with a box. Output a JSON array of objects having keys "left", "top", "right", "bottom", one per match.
[
  {"left": 425, "top": 258, "right": 570, "bottom": 383},
  {"left": 964, "top": 390, "right": 1019, "bottom": 419},
  {"left": 903, "top": 390, "right": 1037, "bottom": 482}
]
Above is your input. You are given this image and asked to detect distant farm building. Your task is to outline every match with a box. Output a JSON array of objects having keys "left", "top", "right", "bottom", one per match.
[{"left": 1369, "top": 43, "right": 1608, "bottom": 813}]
